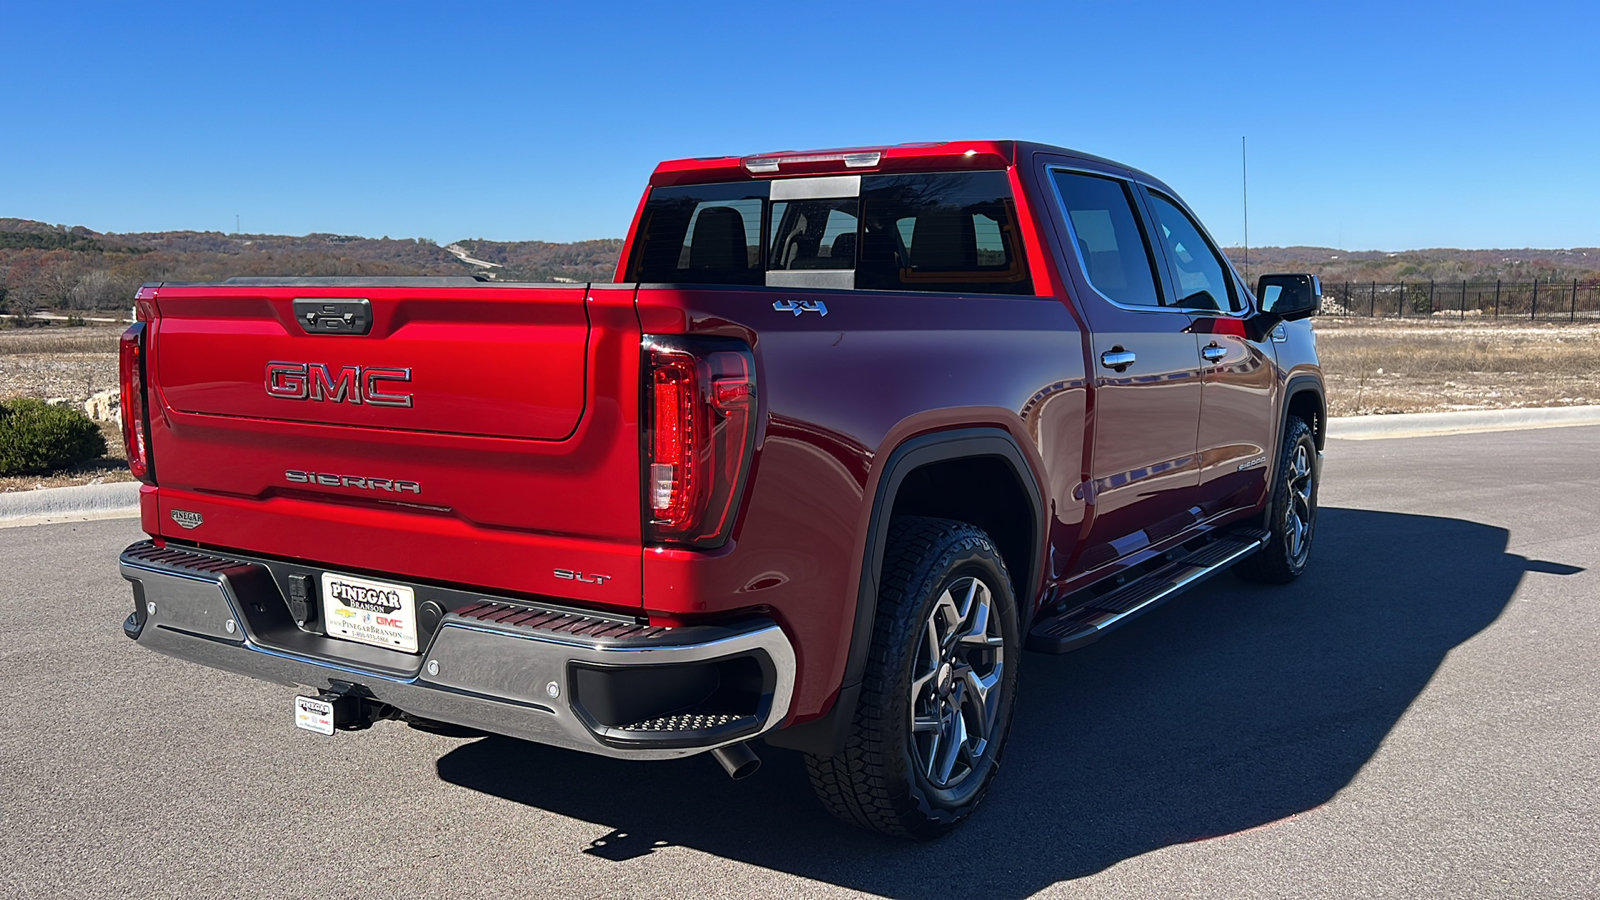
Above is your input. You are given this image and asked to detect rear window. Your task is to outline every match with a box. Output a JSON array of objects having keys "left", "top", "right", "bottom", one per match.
[{"left": 624, "top": 172, "right": 1032, "bottom": 295}]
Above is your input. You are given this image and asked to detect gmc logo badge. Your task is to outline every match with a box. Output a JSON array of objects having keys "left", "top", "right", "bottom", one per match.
[{"left": 265, "top": 362, "right": 413, "bottom": 407}]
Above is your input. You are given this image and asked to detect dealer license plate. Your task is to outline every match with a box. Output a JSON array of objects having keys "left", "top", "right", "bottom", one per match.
[
  {"left": 294, "top": 695, "right": 335, "bottom": 736},
  {"left": 321, "top": 572, "right": 419, "bottom": 653}
]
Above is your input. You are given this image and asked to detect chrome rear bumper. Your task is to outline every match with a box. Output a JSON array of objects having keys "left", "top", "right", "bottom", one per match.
[{"left": 119, "top": 541, "right": 794, "bottom": 759}]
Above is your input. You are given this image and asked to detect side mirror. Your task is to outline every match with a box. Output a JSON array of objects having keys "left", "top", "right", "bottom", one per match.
[
  {"left": 1255, "top": 273, "right": 1322, "bottom": 320},
  {"left": 1245, "top": 273, "right": 1321, "bottom": 341}
]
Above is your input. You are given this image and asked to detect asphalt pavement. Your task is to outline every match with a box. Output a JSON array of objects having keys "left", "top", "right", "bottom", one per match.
[{"left": 2, "top": 426, "right": 1598, "bottom": 899}]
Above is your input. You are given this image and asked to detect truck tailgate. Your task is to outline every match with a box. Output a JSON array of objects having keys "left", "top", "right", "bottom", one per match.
[{"left": 142, "top": 282, "right": 644, "bottom": 610}]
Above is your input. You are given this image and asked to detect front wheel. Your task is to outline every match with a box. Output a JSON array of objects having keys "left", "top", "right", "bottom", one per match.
[
  {"left": 1235, "top": 416, "right": 1319, "bottom": 584},
  {"left": 805, "top": 517, "right": 1020, "bottom": 839}
]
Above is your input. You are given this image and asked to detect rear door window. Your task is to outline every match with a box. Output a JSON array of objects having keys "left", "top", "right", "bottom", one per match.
[{"left": 1049, "top": 170, "right": 1164, "bottom": 308}]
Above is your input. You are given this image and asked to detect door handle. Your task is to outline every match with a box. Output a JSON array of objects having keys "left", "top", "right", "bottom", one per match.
[
  {"left": 1201, "top": 343, "right": 1227, "bottom": 363},
  {"left": 1100, "top": 348, "right": 1136, "bottom": 371}
]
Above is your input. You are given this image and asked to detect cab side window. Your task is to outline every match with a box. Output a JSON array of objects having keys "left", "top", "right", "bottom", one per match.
[
  {"left": 856, "top": 171, "right": 1032, "bottom": 294},
  {"left": 625, "top": 183, "right": 765, "bottom": 285},
  {"left": 1144, "top": 192, "right": 1240, "bottom": 312},
  {"left": 1050, "top": 170, "right": 1164, "bottom": 308}
]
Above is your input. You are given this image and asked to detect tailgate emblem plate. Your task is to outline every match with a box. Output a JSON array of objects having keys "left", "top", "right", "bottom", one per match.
[{"left": 170, "top": 509, "right": 204, "bottom": 530}]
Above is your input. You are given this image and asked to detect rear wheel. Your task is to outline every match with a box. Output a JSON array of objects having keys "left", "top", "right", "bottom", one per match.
[
  {"left": 1235, "top": 416, "right": 1319, "bottom": 584},
  {"left": 805, "top": 517, "right": 1020, "bottom": 839}
]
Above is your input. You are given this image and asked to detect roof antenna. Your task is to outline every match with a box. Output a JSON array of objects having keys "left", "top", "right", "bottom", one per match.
[{"left": 1241, "top": 136, "right": 1250, "bottom": 286}]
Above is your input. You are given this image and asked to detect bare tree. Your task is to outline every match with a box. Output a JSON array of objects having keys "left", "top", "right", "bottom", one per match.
[{"left": 68, "top": 269, "right": 133, "bottom": 310}]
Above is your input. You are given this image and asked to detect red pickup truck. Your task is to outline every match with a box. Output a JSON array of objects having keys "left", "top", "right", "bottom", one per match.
[{"left": 117, "top": 140, "right": 1325, "bottom": 839}]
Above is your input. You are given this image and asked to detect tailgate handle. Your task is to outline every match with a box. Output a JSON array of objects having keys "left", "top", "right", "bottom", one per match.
[{"left": 293, "top": 298, "right": 373, "bottom": 336}]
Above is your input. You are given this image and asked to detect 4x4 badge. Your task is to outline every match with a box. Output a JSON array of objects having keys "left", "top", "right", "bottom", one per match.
[
  {"left": 170, "top": 509, "right": 203, "bottom": 530},
  {"left": 773, "top": 299, "right": 828, "bottom": 317}
]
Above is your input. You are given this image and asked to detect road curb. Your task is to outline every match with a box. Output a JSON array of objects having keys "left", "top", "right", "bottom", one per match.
[
  {"left": 1328, "top": 405, "right": 1600, "bottom": 441},
  {"left": 0, "top": 481, "right": 140, "bottom": 529}
]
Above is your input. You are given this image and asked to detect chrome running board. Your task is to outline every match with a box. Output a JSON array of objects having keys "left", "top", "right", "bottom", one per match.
[{"left": 1027, "top": 530, "right": 1268, "bottom": 654}]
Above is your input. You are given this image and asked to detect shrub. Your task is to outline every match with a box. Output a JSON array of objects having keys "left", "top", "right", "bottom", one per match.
[{"left": 0, "top": 399, "right": 109, "bottom": 475}]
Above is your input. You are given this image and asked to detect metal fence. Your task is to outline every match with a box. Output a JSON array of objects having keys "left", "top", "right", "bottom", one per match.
[{"left": 1319, "top": 280, "right": 1600, "bottom": 321}]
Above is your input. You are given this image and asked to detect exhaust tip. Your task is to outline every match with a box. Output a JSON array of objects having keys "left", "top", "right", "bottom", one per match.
[{"left": 710, "top": 742, "right": 761, "bottom": 780}]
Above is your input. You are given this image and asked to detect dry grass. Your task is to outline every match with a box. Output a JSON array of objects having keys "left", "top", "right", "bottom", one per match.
[
  {"left": 0, "top": 325, "right": 122, "bottom": 405},
  {"left": 1315, "top": 317, "right": 1600, "bottom": 415},
  {"left": 0, "top": 325, "right": 123, "bottom": 355}
]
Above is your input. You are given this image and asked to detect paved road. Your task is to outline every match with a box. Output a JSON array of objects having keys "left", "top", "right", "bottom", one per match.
[{"left": 3, "top": 427, "right": 1598, "bottom": 899}]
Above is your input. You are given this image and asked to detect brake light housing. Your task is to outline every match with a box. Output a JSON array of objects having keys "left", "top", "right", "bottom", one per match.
[
  {"left": 644, "top": 337, "right": 758, "bottom": 548},
  {"left": 119, "top": 322, "right": 155, "bottom": 484}
]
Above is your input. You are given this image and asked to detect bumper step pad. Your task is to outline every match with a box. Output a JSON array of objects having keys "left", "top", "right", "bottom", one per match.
[
  {"left": 620, "top": 712, "right": 755, "bottom": 733},
  {"left": 452, "top": 601, "right": 664, "bottom": 643},
  {"left": 1027, "top": 529, "right": 1268, "bottom": 654}
]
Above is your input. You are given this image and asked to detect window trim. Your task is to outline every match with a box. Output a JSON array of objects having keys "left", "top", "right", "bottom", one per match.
[{"left": 1044, "top": 164, "right": 1178, "bottom": 315}]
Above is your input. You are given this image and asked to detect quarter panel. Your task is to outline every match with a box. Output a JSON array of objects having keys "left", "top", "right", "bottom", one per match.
[{"left": 635, "top": 286, "right": 1085, "bottom": 720}]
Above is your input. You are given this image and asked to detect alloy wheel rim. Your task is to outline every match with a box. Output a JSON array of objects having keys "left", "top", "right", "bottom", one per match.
[
  {"left": 910, "top": 575, "right": 1006, "bottom": 790},
  {"left": 1285, "top": 443, "right": 1315, "bottom": 563}
]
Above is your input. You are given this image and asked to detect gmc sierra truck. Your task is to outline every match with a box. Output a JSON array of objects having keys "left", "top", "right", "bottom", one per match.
[{"left": 117, "top": 141, "right": 1325, "bottom": 839}]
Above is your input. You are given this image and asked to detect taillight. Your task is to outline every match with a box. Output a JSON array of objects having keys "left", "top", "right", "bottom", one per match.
[
  {"left": 644, "top": 337, "right": 757, "bottom": 548},
  {"left": 119, "top": 322, "right": 155, "bottom": 485}
]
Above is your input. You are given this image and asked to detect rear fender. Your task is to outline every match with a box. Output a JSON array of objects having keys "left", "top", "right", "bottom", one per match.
[{"left": 766, "top": 423, "right": 1045, "bottom": 755}]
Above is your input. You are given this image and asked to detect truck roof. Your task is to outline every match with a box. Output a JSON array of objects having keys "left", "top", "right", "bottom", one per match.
[{"left": 648, "top": 140, "right": 1161, "bottom": 188}]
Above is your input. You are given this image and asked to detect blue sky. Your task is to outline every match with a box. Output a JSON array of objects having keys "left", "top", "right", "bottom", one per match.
[{"left": 2, "top": 1, "right": 1595, "bottom": 250}]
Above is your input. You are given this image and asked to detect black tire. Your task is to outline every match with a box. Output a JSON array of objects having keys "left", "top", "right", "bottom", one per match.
[
  {"left": 805, "top": 516, "right": 1020, "bottom": 840},
  {"left": 1234, "top": 416, "right": 1319, "bottom": 584}
]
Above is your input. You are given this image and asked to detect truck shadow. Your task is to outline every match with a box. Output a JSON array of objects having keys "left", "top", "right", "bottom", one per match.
[{"left": 435, "top": 507, "right": 1566, "bottom": 897}]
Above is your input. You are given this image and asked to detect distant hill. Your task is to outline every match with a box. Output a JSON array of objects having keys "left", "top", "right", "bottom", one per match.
[
  {"left": 0, "top": 218, "right": 623, "bottom": 312},
  {"left": 2, "top": 215, "right": 1594, "bottom": 314},
  {"left": 1223, "top": 245, "right": 1600, "bottom": 285}
]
